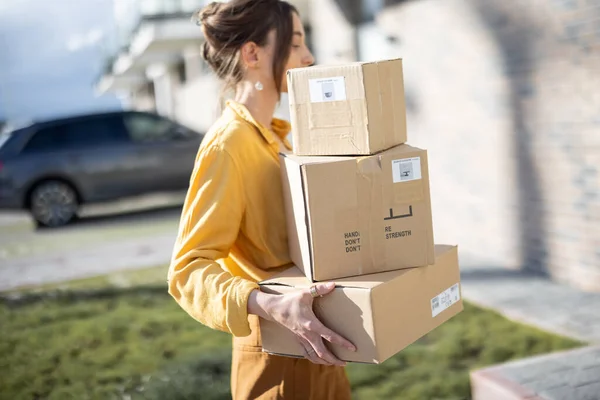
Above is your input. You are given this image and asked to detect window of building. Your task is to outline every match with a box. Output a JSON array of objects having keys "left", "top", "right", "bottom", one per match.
[{"left": 177, "top": 59, "right": 186, "bottom": 84}]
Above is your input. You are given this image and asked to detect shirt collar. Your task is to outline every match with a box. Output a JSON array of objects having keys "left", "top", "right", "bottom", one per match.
[{"left": 225, "top": 100, "right": 292, "bottom": 149}]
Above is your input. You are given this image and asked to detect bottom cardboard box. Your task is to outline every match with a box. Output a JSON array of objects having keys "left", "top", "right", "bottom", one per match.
[{"left": 258, "top": 245, "right": 463, "bottom": 364}]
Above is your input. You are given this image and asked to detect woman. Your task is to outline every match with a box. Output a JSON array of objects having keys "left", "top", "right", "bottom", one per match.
[{"left": 167, "top": 1, "right": 356, "bottom": 398}]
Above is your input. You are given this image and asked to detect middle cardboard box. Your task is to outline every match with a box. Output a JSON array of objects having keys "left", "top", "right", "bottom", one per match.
[{"left": 280, "top": 143, "right": 435, "bottom": 282}]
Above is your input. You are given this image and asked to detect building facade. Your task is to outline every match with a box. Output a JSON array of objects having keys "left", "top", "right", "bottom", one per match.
[{"left": 96, "top": 0, "right": 310, "bottom": 133}]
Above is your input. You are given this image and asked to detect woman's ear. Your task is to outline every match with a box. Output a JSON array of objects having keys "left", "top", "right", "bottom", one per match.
[{"left": 240, "top": 41, "right": 260, "bottom": 69}]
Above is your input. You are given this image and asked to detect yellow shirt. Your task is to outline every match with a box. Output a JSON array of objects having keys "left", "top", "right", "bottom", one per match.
[{"left": 168, "top": 100, "right": 294, "bottom": 337}]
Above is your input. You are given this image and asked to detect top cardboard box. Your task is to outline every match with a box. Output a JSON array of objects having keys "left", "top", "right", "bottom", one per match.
[{"left": 287, "top": 58, "right": 408, "bottom": 156}]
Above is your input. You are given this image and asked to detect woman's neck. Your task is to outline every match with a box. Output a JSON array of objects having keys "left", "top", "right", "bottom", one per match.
[{"left": 234, "top": 81, "right": 279, "bottom": 129}]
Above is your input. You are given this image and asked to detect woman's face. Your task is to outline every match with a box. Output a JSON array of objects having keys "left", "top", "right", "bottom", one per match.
[
  {"left": 242, "top": 11, "right": 314, "bottom": 94},
  {"left": 281, "top": 12, "right": 314, "bottom": 93}
]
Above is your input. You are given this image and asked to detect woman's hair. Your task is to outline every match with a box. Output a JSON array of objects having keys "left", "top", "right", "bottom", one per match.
[{"left": 193, "top": 0, "right": 298, "bottom": 94}]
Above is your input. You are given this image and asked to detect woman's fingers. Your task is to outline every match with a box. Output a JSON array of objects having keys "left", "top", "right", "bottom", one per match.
[
  {"left": 304, "top": 315, "right": 356, "bottom": 352},
  {"left": 305, "top": 333, "right": 346, "bottom": 366},
  {"left": 306, "top": 282, "right": 336, "bottom": 298},
  {"left": 265, "top": 284, "right": 354, "bottom": 367},
  {"left": 316, "top": 323, "right": 356, "bottom": 352},
  {"left": 301, "top": 283, "right": 356, "bottom": 352},
  {"left": 297, "top": 337, "right": 329, "bottom": 365}
]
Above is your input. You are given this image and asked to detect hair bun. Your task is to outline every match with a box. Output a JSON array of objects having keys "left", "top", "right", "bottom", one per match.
[
  {"left": 190, "top": 0, "right": 297, "bottom": 96},
  {"left": 191, "top": 2, "right": 222, "bottom": 26}
]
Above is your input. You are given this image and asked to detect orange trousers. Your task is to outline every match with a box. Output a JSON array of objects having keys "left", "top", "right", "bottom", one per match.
[{"left": 231, "top": 315, "right": 352, "bottom": 400}]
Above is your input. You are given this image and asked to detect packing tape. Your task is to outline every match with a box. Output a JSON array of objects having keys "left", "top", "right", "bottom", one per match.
[{"left": 356, "top": 157, "right": 386, "bottom": 274}]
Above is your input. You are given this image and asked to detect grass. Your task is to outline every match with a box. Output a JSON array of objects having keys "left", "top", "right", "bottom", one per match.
[
  {"left": 346, "top": 304, "right": 581, "bottom": 399},
  {"left": 0, "top": 285, "right": 232, "bottom": 400},
  {"left": 0, "top": 275, "right": 584, "bottom": 400}
]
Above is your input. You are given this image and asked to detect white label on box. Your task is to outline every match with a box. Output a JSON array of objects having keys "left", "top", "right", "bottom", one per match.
[
  {"left": 392, "top": 157, "right": 422, "bottom": 183},
  {"left": 431, "top": 283, "right": 461, "bottom": 318},
  {"left": 308, "top": 76, "right": 346, "bottom": 103}
]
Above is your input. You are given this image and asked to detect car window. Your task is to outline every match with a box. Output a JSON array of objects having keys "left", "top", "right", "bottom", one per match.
[
  {"left": 23, "top": 116, "right": 129, "bottom": 153},
  {"left": 123, "top": 114, "right": 179, "bottom": 143},
  {"left": 65, "top": 117, "right": 129, "bottom": 148},
  {"left": 0, "top": 133, "right": 11, "bottom": 149},
  {"left": 23, "top": 125, "right": 67, "bottom": 152}
]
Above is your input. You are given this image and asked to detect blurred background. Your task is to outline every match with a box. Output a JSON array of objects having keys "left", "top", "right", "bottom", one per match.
[{"left": 1, "top": 0, "right": 599, "bottom": 399}]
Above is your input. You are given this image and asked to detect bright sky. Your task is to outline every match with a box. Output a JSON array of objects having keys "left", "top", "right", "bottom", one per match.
[{"left": 0, "top": 0, "right": 121, "bottom": 123}]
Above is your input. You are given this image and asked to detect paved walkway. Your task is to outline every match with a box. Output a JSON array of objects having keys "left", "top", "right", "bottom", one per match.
[
  {"left": 471, "top": 346, "right": 600, "bottom": 400},
  {"left": 460, "top": 264, "right": 600, "bottom": 344},
  {"left": 0, "top": 234, "right": 175, "bottom": 291},
  {"left": 460, "top": 257, "right": 600, "bottom": 400},
  {"left": 0, "top": 196, "right": 182, "bottom": 292},
  {"left": 462, "top": 266, "right": 600, "bottom": 344}
]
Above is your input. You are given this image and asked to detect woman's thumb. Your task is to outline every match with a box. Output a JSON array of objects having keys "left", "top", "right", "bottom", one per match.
[{"left": 315, "top": 282, "right": 336, "bottom": 296}]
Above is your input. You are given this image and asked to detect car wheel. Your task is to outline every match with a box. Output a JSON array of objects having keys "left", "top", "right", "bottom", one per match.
[{"left": 29, "top": 180, "right": 79, "bottom": 228}]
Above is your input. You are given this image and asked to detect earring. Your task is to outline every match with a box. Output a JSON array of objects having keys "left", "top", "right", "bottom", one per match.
[{"left": 255, "top": 81, "right": 264, "bottom": 91}]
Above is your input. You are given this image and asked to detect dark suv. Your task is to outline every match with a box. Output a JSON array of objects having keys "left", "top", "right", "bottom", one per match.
[{"left": 0, "top": 111, "right": 203, "bottom": 227}]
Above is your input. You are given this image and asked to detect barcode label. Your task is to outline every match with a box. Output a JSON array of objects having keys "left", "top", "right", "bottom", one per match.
[
  {"left": 392, "top": 157, "right": 422, "bottom": 183},
  {"left": 431, "top": 283, "right": 461, "bottom": 317},
  {"left": 309, "top": 76, "right": 347, "bottom": 103}
]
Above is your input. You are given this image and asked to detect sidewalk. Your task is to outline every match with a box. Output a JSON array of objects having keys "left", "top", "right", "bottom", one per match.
[
  {"left": 460, "top": 265, "right": 600, "bottom": 344},
  {"left": 0, "top": 199, "right": 181, "bottom": 292},
  {"left": 0, "top": 234, "right": 175, "bottom": 292},
  {"left": 471, "top": 346, "right": 600, "bottom": 400},
  {"left": 460, "top": 260, "right": 600, "bottom": 400}
]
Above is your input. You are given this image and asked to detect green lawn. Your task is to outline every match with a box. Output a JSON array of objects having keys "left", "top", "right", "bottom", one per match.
[{"left": 0, "top": 273, "right": 583, "bottom": 400}]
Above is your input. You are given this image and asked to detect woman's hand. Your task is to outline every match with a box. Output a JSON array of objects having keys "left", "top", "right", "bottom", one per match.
[{"left": 248, "top": 282, "right": 356, "bottom": 366}]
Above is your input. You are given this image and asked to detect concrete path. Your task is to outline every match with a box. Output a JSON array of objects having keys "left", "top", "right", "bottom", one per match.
[
  {"left": 471, "top": 346, "right": 600, "bottom": 400},
  {"left": 0, "top": 233, "right": 176, "bottom": 291},
  {"left": 460, "top": 258, "right": 600, "bottom": 400},
  {"left": 460, "top": 263, "right": 600, "bottom": 344},
  {"left": 0, "top": 194, "right": 183, "bottom": 291}
]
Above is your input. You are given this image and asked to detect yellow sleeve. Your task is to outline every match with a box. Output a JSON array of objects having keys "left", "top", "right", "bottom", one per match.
[{"left": 167, "top": 144, "right": 259, "bottom": 337}]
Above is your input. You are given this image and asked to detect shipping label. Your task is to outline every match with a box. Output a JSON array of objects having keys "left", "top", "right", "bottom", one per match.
[
  {"left": 431, "top": 283, "right": 461, "bottom": 317},
  {"left": 309, "top": 76, "right": 347, "bottom": 103},
  {"left": 392, "top": 157, "right": 422, "bottom": 183}
]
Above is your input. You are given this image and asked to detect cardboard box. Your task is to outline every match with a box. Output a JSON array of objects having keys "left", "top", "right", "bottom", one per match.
[
  {"left": 287, "top": 58, "right": 407, "bottom": 156},
  {"left": 280, "top": 143, "right": 435, "bottom": 282},
  {"left": 259, "top": 245, "right": 462, "bottom": 364}
]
